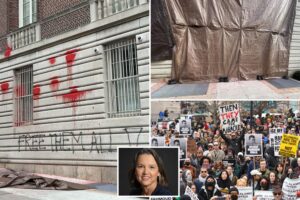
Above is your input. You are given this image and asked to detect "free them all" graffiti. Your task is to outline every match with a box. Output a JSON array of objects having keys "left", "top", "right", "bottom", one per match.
[{"left": 17, "top": 128, "right": 143, "bottom": 153}]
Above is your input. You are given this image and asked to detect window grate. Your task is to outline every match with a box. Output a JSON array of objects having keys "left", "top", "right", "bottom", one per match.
[
  {"left": 105, "top": 38, "right": 141, "bottom": 118},
  {"left": 14, "top": 66, "right": 33, "bottom": 126}
]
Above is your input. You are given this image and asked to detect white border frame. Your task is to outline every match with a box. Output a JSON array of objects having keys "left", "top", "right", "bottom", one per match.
[{"left": 117, "top": 146, "right": 180, "bottom": 198}]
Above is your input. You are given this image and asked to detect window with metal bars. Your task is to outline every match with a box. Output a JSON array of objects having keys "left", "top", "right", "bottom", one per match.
[
  {"left": 105, "top": 38, "right": 141, "bottom": 118},
  {"left": 14, "top": 66, "right": 33, "bottom": 126}
]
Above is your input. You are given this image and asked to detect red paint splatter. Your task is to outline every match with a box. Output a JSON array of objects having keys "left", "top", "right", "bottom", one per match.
[
  {"left": 50, "top": 76, "right": 60, "bottom": 92},
  {"left": 49, "top": 57, "right": 56, "bottom": 65},
  {"left": 0, "top": 82, "right": 9, "bottom": 93},
  {"left": 14, "top": 85, "right": 25, "bottom": 97},
  {"left": 65, "top": 49, "right": 79, "bottom": 83},
  {"left": 61, "top": 86, "right": 88, "bottom": 115},
  {"left": 4, "top": 45, "right": 12, "bottom": 58},
  {"left": 33, "top": 85, "right": 41, "bottom": 100}
]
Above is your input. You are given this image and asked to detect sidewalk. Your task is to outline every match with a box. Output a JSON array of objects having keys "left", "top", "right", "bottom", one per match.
[
  {"left": 0, "top": 173, "right": 135, "bottom": 200},
  {"left": 0, "top": 188, "right": 136, "bottom": 200},
  {"left": 151, "top": 79, "right": 300, "bottom": 99}
]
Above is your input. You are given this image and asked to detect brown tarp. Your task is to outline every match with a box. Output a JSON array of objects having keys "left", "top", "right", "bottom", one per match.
[
  {"left": 151, "top": 0, "right": 174, "bottom": 61},
  {"left": 154, "top": 0, "right": 296, "bottom": 81},
  {"left": 0, "top": 168, "right": 90, "bottom": 190}
]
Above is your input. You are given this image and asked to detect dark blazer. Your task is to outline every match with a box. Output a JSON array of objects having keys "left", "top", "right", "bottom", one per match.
[{"left": 129, "top": 184, "right": 172, "bottom": 196}]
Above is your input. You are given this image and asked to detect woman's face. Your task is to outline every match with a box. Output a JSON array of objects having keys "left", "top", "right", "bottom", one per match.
[
  {"left": 221, "top": 171, "right": 227, "bottom": 180},
  {"left": 270, "top": 173, "right": 276, "bottom": 183},
  {"left": 135, "top": 154, "right": 159, "bottom": 188},
  {"left": 277, "top": 165, "right": 283, "bottom": 173},
  {"left": 191, "top": 185, "right": 196, "bottom": 193}
]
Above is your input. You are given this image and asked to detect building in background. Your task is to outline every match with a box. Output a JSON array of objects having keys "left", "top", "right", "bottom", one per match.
[{"left": 0, "top": 0, "right": 149, "bottom": 184}]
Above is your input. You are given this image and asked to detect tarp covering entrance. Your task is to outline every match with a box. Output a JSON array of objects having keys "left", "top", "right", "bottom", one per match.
[{"left": 152, "top": 0, "right": 296, "bottom": 81}]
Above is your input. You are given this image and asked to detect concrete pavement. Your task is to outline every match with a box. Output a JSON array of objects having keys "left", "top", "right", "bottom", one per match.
[{"left": 151, "top": 79, "right": 300, "bottom": 99}]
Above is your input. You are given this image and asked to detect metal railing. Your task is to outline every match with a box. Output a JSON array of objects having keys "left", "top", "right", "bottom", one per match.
[
  {"left": 96, "top": 0, "right": 144, "bottom": 19},
  {"left": 7, "top": 23, "right": 41, "bottom": 50}
]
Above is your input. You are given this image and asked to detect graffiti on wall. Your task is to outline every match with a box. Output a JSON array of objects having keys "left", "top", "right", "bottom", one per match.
[{"left": 17, "top": 128, "right": 144, "bottom": 153}]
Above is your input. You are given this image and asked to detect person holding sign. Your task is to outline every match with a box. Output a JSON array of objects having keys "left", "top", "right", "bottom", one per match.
[{"left": 220, "top": 127, "right": 245, "bottom": 155}]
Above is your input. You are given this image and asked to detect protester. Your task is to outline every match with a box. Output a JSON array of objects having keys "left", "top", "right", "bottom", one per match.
[
  {"left": 217, "top": 170, "right": 231, "bottom": 194},
  {"left": 194, "top": 167, "right": 208, "bottom": 194},
  {"left": 152, "top": 103, "right": 300, "bottom": 199},
  {"left": 198, "top": 175, "right": 222, "bottom": 200}
]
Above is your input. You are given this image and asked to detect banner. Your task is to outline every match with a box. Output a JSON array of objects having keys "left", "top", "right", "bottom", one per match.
[
  {"left": 255, "top": 190, "right": 274, "bottom": 200},
  {"left": 282, "top": 178, "right": 300, "bottom": 200},
  {"left": 245, "top": 134, "right": 263, "bottom": 156},
  {"left": 219, "top": 103, "right": 240, "bottom": 133},
  {"left": 185, "top": 186, "right": 199, "bottom": 200},
  {"left": 237, "top": 187, "right": 252, "bottom": 200},
  {"left": 179, "top": 119, "right": 192, "bottom": 135},
  {"left": 279, "top": 134, "right": 300, "bottom": 158}
]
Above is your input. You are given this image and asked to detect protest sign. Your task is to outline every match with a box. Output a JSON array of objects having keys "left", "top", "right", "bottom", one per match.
[
  {"left": 237, "top": 187, "right": 252, "bottom": 200},
  {"left": 170, "top": 138, "right": 187, "bottom": 160},
  {"left": 255, "top": 190, "right": 274, "bottom": 200},
  {"left": 219, "top": 103, "right": 241, "bottom": 133},
  {"left": 245, "top": 134, "right": 263, "bottom": 156},
  {"left": 222, "top": 159, "right": 236, "bottom": 168},
  {"left": 151, "top": 137, "right": 165, "bottom": 147},
  {"left": 279, "top": 134, "right": 300, "bottom": 158},
  {"left": 269, "top": 128, "right": 284, "bottom": 134},
  {"left": 269, "top": 133, "right": 283, "bottom": 157},
  {"left": 282, "top": 178, "right": 300, "bottom": 200},
  {"left": 179, "top": 119, "right": 192, "bottom": 135},
  {"left": 185, "top": 186, "right": 199, "bottom": 200}
]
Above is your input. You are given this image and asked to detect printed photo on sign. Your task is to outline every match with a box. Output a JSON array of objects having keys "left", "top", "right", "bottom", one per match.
[
  {"left": 151, "top": 137, "right": 166, "bottom": 147},
  {"left": 170, "top": 138, "right": 187, "bottom": 160},
  {"left": 179, "top": 119, "right": 191, "bottom": 135},
  {"left": 245, "top": 134, "right": 262, "bottom": 156},
  {"left": 269, "top": 133, "right": 282, "bottom": 157},
  {"left": 219, "top": 103, "right": 241, "bottom": 133}
]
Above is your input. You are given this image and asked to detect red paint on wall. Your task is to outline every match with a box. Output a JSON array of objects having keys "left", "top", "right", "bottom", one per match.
[
  {"left": 50, "top": 76, "right": 60, "bottom": 91},
  {"left": 61, "top": 86, "right": 88, "bottom": 115},
  {"left": 49, "top": 57, "right": 56, "bottom": 65},
  {"left": 33, "top": 85, "right": 41, "bottom": 100},
  {"left": 14, "top": 85, "right": 25, "bottom": 97},
  {"left": 4, "top": 45, "right": 12, "bottom": 58},
  {"left": 65, "top": 49, "right": 79, "bottom": 82},
  {"left": 0, "top": 82, "right": 9, "bottom": 93}
]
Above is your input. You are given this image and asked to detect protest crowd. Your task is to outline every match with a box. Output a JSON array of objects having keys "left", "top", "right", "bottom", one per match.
[{"left": 152, "top": 105, "right": 300, "bottom": 200}]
